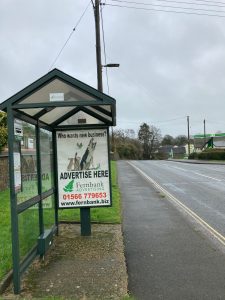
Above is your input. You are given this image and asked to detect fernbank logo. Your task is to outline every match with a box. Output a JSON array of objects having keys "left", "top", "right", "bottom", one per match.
[{"left": 63, "top": 179, "right": 74, "bottom": 192}]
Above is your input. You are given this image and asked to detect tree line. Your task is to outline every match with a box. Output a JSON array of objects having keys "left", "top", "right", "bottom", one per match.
[{"left": 111, "top": 123, "right": 188, "bottom": 160}]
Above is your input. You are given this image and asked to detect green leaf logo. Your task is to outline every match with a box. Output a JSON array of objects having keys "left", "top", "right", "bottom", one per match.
[{"left": 63, "top": 179, "right": 74, "bottom": 192}]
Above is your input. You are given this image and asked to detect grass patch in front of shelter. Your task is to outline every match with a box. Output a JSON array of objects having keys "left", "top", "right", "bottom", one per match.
[{"left": 0, "top": 189, "right": 12, "bottom": 280}]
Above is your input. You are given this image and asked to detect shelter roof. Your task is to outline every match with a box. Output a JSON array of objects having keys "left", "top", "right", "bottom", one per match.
[{"left": 0, "top": 68, "right": 116, "bottom": 128}]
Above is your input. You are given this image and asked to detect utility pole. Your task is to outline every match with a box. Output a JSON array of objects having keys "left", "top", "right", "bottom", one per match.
[
  {"left": 80, "top": 0, "right": 103, "bottom": 236},
  {"left": 94, "top": 0, "right": 103, "bottom": 92},
  {"left": 204, "top": 119, "right": 206, "bottom": 147},
  {"left": 93, "top": 0, "right": 119, "bottom": 160},
  {"left": 187, "top": 116, "right": 190, "bottom": 156}
]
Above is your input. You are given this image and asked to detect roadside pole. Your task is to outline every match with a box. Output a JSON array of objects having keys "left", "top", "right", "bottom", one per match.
[
  {"left": 80, "top": 0, "right": 102, "bottom": 236},
  {"left": 204, "top": 119, "right": 206, "bottom": 147},
  {"left": 187, "top": 116, "right": 190, "bottom": 156},
  {"left": 94, "top": 0, "right": 103, "bottom": 93}
]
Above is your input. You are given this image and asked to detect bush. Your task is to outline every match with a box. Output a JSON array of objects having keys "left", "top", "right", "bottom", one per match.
[
  {"left": 0, "top": 126, "right": 7, "bottom": 153},
  {"left": 189, "top": 149, "right": 225, "bottom": 160},
  {"left": 153, "top": 152, "right": 169, "bottom": 160},
  {"left": 0, "top": 111, "right": 7, "bottom": 153},
  {"left": 188, "top": 152, "right": 198, "bottom": 159},
  {"left": 116, "top": 143, "right": 142, "bottom": 160}
]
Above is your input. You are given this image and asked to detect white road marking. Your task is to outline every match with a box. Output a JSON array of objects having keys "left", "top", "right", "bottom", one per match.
[
  {"left": 164, "top": 163, "right": 222, "bottom": 181},
  {"left": 194, "top": 172, "right": 222, "bottom": 182},
  {"left": 129, "top": 162, "right": 225, "bottom": 247},
  {"left": 163, "top": 183, "right": 186, "bottom": 194},
  {"left": 169, "top": 166, "right": 188, "bottom": 172}
]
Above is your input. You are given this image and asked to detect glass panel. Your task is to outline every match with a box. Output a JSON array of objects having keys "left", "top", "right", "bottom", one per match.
[
  {"left": 17, "top": 122, "right": 38, "bottom": 204},
  {"left": 39, "top": 107, "right": 74, "bottom": 124},
  {"left": 19, "top": 108, "right": 43, "bottom": 116},
  {"left": 43, "top": 195, "right": 55, "bottom": 230},
  {"left": 0, "top": 189, "right": 12, "bottom": 279},
  {"left": 18, "top": 205, "right": 39, "bottom": 260},
  {"left": 19, "top": 78, "right": 96, "bottom": 104},
  {"left": 59, "top": 111, "right": 104, "bottom": 126},
  {"left": 40, "top": 129, "right": 54, "bottom": 192},
  {"left": 97, "top": 105, "right": 111, "bottom": 112},
  {"left": 86, "top": 106, "right": 112, "bottom": 121}
]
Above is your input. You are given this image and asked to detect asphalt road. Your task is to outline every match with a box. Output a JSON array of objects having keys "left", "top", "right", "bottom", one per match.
[
  {"left": 118, "top": 160, "right": 225, "bottom": 300},
  {"left": 131, "top": 160, "right": 225, "bottom": 237}
]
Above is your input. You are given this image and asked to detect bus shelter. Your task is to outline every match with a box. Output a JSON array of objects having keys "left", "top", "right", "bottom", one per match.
[{"left": 0, "top": 69, "right": 116, "bottom": 294}]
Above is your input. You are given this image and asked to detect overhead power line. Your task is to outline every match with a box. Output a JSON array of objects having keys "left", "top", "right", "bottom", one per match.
[
  {"left": 174, "top": 0, "right": 225, "bottom": 6},
  {"left": 119, "top": 116, "right": 186, "bottom": 125},
  {"left": 109, "top": 0, "right": 225, "bottom": 14},
  {"left": 48, "top": 1, "right": 91, "bottom": 71},
  {"left": 104, "top": 2, "right": 225, "bottom": 17},
  {"left": 154, "top": 116, "right": 187, "bottom": 124},
  {"left": 110, "top": 0, "right": 225, "bottom": 8}
]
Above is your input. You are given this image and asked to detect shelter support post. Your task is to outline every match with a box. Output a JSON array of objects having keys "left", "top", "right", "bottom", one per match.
[
  {"left": 80, "top": 208, "right": 91, "bottom": 236},
  {"left": 36, "top": 123, "right": 44, "bottom": 237},
  {"left": 53, "top": 131, "right": 59, "bottom": 235},
  {"left": 7, "top": 106, "right": 21, "bottom": 294}
]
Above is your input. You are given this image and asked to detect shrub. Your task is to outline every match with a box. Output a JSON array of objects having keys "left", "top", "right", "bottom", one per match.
[
  {"left": 0, "top": 112, "right": 7, "bottom": 153},
  {"left": 154, "top": 152, "right": 169, "bottom": 160},
  {"left": 188, "top": 152, "right": 198, "bottom": 159},
  {"left": 0, "top": 126, "right": 7, "bottom": 153},
  {"left": 189, "top": 149, "right": 225, "bottom": 160}
]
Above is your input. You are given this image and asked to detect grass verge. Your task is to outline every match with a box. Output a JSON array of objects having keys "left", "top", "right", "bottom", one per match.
[{"left": 0, "top": 189, "right": 12, "bottom": 280}]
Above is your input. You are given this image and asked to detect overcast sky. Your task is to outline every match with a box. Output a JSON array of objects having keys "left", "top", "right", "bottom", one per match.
[{"left": 1, "top": 0, "right": 225, "bottom": 137}]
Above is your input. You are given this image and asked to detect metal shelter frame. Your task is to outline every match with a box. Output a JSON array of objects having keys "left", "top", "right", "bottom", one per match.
[{"left": 0, "top": 69, "right": 116, "bottom": 294}]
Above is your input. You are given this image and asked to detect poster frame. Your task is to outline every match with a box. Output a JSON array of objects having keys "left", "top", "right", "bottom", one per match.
[
  {"left": 13, "top": 140, "right": 22, "bottom": 193},
  {"left": 55, "top": 126, "right": 112, "bottom": 209}
]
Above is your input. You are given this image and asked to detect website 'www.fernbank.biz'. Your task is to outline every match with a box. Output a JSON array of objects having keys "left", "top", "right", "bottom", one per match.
[{"left": 60, "top": 199, "right": 110, "bottom": 206}]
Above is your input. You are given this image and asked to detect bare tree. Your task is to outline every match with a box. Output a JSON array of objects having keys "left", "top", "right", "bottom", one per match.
[
  {"left": 111, "top": 128, "right": 142, "bottom": 159},
  {"left": 138, "top": 123, "right": 161, "bottom": 159}
]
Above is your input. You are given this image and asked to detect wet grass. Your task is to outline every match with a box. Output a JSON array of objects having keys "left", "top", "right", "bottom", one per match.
[{"left": 0, "top": 189, "right": 12, "bottom": 280}]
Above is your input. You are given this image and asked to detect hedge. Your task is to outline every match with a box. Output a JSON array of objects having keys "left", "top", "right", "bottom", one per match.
[{"left": 189, "top": 149, "right": 225, "bottom": 160}]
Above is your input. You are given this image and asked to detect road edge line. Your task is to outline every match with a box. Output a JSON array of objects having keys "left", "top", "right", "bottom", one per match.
[{"left": 128, "top": 162, "right": 225, "bottom": 247}]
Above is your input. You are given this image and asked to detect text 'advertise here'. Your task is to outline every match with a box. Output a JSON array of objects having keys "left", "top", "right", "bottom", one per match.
[{"left": 56, "top": 128, "right": 111, "bottom": 208}]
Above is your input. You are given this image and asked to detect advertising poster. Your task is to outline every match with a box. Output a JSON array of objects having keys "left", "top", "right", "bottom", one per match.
[
  {"left": 56, "top": 129, "right": 111, "bottom": 208},
  {"left": 14, "top": 152, "right": 21, "bottom": 192}
]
